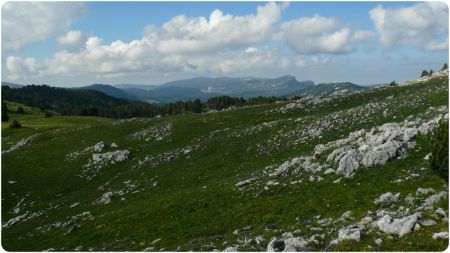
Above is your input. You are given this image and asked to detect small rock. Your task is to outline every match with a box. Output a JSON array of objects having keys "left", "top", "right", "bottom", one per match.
[
  {"left": 435, "top": 208, "right": 447, "bottom": 218},
  {"left": 432, "top": 232, "right": 449, "bottom": 239},
  {"left": 374, "top": 192, "right": 400, "bottom": 207},
  {"left": 337, "top": 225, "right": 361, "bottom": 242},
  {"left": 419, "top": 219, "right": 437, "bottom": 227},
  {"left": 416, "top": 188, "right": 435, "bottom": 196},
  {"left": 323, "top": 168, "right": 335, "bottom": 175},
  {"left": 376, "top": 213, "right": 420, "bottom": 236}
]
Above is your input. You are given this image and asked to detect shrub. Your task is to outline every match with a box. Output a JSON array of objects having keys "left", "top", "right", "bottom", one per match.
[
  {"left": 429, "top": 120, "right": 449, "bottom": 181},
  {"left": 16, "top": 107, "right": 25, "bottom": 114},
  {"left": 9, "top": 120, "right": 21, "bottom": 128},
  {"left": 389, "top": 80, "right": 397, "bottom": 86},
  {"left": 44, "top": 111, "right": 53, "bottom": 118},
  {"left": 2, "top": 102, "right": 9, "bottom": 122},
  {"left": 429, "top": 69, "right": 434, "bottom": 76},
  {"left": 442, "top": 63, "right": 448, "bottom": 71},
  {"left": 421, "top": 70, "right": 429, "bottom": 77}
]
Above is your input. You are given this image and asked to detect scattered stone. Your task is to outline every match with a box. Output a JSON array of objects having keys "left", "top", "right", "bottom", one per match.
[
  {"left": 337, "top": 225, "right": 361, "bottom": 242},
  {"left": 418, "top": 219, "right": 437, "bottom": 227},
  {"left": 374, "top": 192, "right": 400, "bottom": 207},
  {"left": 435, "top": 208, "right": 447, "bottom": 218},
  {"left": 416, "top": 188, "right": 435, "bottom": 196},
  {"left": 2, "top": 134, "right": 39, "bottom": 154},
  {"left": 151, "top": 238, "right": 161, "bottom": 245},
  {"left": 235, "top": 178, "right": 257, "bottom": 187},
  {"left": 255, "top": 235, "right": 265, "bottom": 244},
  {"left": 69, "top": 203, "right": 80, "bottom": 208},
  {"left": 432, "top": 232, "right": 449, "bottom": 240},
  {"left": 323, "top": 168, "right": 335, "bottom": 175},
  {"left": 404, "top": 195, "right": 415, "bottom": 205},
  {"left": 267, "top": 235, "right": 309, "bottom": 252},
  {"left": 335, "top": 152, "right": 359, "bottom": 177},
  {"left": 421, "top": 191, "right": 448, "bottom": 210},
  {"left": 223, "top": 246, "right": 238, "bottom": 252},
  {"left": 376, "top": 213, "right": 421, "bottom": 236}
]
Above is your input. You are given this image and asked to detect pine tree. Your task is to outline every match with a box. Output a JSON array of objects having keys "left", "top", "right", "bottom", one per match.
[
  {"left": 2, "top": 102, "right": 9, "bottom": 122},
  {"left": 429, "top": 69, "right": 434, "bottom": 76},
  {"left": 421, "top": 70, "right": 429, "bottom": 77},
  {"left": 442, "top": 63, "right": 448, "bottom": 71},
  {"left": 9, "top": 120, "right": 21, "bottom": 128},
  {"left": 429, "top": 120, "right": 449, "bottom": 181}
]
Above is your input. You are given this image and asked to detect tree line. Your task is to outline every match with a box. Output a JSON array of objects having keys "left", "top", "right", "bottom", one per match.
[{"left": 1, "top": 85, "right": 285, "bottom": 119}]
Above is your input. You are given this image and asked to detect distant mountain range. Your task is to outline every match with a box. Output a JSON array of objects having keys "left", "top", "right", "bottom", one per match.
[
  {"left": 1, "top": 82, "right": 23, "bottom": 89},
  {"left": 78, "top": 84, "right": 140, "bottom": 101},
  {"left": 288, "top": 82, "right": 367, "bottom": 97},
  {"left": 78, "top": 76, "right": 316, "bottom": 103},
  {"left": 2, "top": 77, "right": 368, "bottom": 103}
]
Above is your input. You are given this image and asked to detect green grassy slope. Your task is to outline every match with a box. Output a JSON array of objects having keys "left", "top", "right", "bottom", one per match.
[{"left": 1, "top": 75, "right": 449, "bottom": 251}]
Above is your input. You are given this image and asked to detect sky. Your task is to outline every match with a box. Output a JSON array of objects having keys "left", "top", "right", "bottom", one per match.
[{"left": 1, "top": 1, "right": 449, "bottom": 87}]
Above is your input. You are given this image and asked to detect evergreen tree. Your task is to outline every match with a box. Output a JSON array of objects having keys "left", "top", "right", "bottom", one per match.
[
  {"left": 429, "top": 120, "right": 449, "bottom": 181},
  {"left": 389, "top": 80, "right": 397, "bottom": 87},
  {"left": 442, "top": 63, "right": 448, "bottom": 71},
  {"left": 9, "top": 120, "right": 21, "bottom": 128},
  {"left": 429, "top": 69, "right": 434, "bottom": 76},
  {"left": 421, "top": 70, "right": 429, "bottom": 77},
  {"left": 2, "top": 102, "right": 9, "bottom": 122},
  {"left": 16, "top": 106, "right": 25, "bottom": 114},
  {"left": 44, "top": 111, "right": 53, "bottom": 118}
]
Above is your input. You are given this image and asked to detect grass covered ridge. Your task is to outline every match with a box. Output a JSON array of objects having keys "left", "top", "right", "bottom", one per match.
[{"left": 1, "top": 75, "right": 449, "bottom": 251}]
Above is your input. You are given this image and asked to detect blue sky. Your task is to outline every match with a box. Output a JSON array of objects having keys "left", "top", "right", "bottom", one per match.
[{"left": 2, "top": 1, "right": 448, "bottom": 86}]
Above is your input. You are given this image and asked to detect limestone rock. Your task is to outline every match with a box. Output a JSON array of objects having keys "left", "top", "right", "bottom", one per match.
[
  {"left": 432, "top": 232, "right": 449, "bottom": 240},
  {"left": 335, "top": 152, "right": 359, "bottom": 177},
  {"left": 374, "top": 192, "right": 400, "bottom": 207},
  {"left": 376, "top": 213, "right": 420, "bottom": 236}
]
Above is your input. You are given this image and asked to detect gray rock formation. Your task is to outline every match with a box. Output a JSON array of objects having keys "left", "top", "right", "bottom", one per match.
[{"left": 376, "top": 213, "right": 421, "bottom": 236}]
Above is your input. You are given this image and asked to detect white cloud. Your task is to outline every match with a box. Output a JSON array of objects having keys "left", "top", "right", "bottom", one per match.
[
  {"left": 245, "top": 47, "right": 259, "bottom": 53},
  {"left": 6, "top": 56, "right": 39, "bottom": 81},
  {"left": 427, "top": 38, "right": 449, "bottom": 51},
  {"left": 2, "top": 2, "right": 85, "bottom": 51},
  {"left": 143, "top": 2, "right": 287, "bottom": 54},
  {"left": 369, "top": 2, "right": 448, "bottom": 49},
  {"left": 352, "top": 30, "right": 373, "bottom": 42},
  {"left": 58, "top": 30, "right": 86, "bottom": 51},
  {"left": 276, "top": 15, "right": 369, "bottom": 54},
  {"left": 5, "top": 37, "right": 297, "bottom": 81}
]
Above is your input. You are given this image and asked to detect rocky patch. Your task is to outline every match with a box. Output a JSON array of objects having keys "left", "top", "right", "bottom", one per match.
[{"left": 2, "top": 134, "right": 39, "bottom": 154}]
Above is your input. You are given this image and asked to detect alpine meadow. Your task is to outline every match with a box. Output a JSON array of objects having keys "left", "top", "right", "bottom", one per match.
[{"left": 1, "top": 1, "right": 449, "bottom": 252}]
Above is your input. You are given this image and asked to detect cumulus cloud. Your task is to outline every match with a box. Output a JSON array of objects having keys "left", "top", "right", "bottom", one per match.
[
  {"left": 6, "top": 56, "right": 40, "bottom": 81},
  {"left": 276, "top": 15, "right": 370, "bottom": 54},
  {"left": 5, "top": 2, "right": 368, "bottom": 83},
  {"left": 245, "top": 47, "right": 259, "bottom": 53},
  {"left": 369, "top": 2, "right": 448, "bottom": 49},
  {"left": 57, "top": 30, "right": 86, "bottom": 51},
  {"left": 427, "top": 38, "right": 449, "bottom": 51},
  {"left": 2, "top": 2, "right": 85, "bottom": 51},
  {"left": 143, "top": 2, "right": 288, "bottom": 54},
  {"left": 5, "top": 36, "right": 299, "bottom": 81}
]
